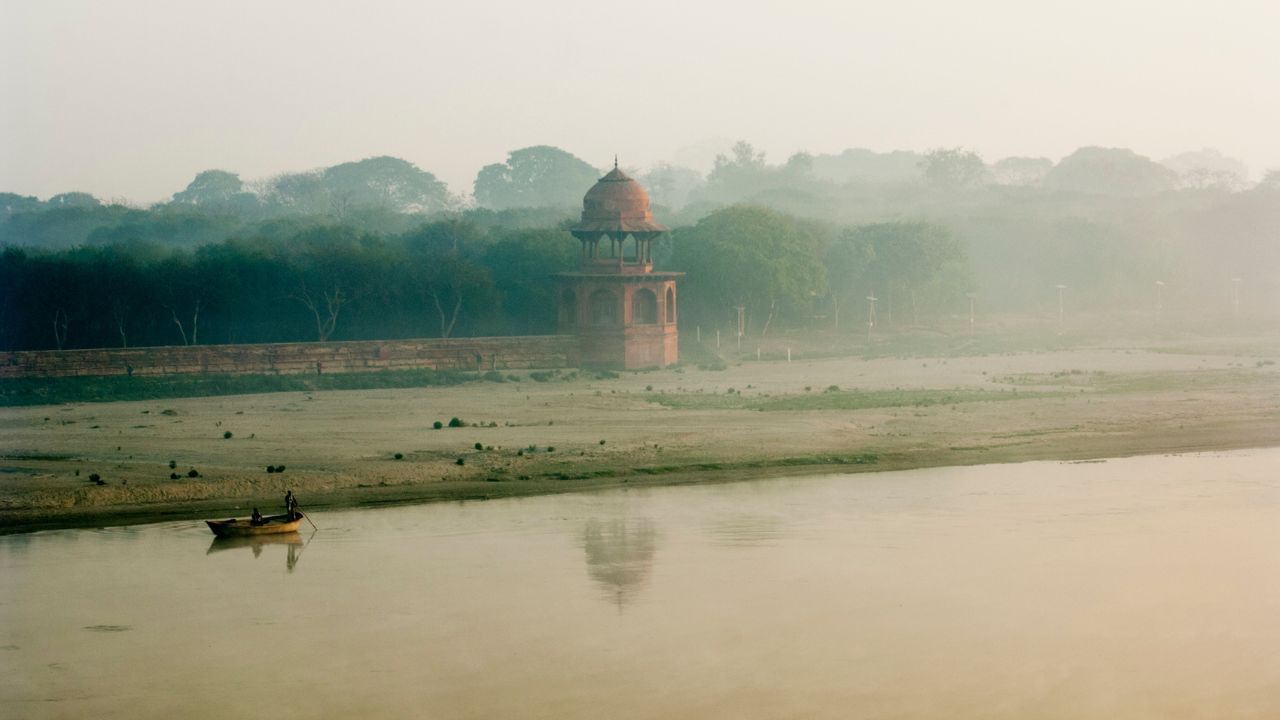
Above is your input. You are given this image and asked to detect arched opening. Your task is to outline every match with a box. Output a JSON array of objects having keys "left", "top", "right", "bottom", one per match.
[
  {"left": 561, "top": 288, "right": 577, "bottom": 326},
  {"left": 589, "top": 289, "right": 618, "bottom": 327},
  {"left": 632, "top": 288, "right": 658, "bottom": 325},
  {"left": 665, "top": 287, "right": 676, "bottom": 324}
]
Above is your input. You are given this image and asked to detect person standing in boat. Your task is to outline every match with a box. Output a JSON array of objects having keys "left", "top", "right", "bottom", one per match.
[{"left": 284, "top": 490, "right": 294, "bottom": 517}]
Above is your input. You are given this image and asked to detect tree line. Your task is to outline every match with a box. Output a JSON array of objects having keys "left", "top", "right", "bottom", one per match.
[
  {"left": 3, "top": 140, "right": 1277, "bottom": 351},
  {"left": 0, "top": 208, "right": 972, "bottom": 352}
]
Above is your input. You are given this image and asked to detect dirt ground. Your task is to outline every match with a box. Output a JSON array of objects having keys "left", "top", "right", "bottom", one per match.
[{"left": 3, "top": 334, "right": 1279, "bottom": 533}]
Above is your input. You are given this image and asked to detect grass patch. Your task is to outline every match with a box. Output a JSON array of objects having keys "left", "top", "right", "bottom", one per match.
[
  {"left": 0, "top": 368, "right": 473, "bottom": 407},
  {"left": 648, "top": 388, "right": 1054, "bottom": 412},
  {"left": 995, "top": 369, "right": 1278, "bottom": 394}
]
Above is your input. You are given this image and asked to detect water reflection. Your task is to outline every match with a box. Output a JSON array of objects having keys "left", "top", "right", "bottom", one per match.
[
  {"left": 704, "top": 512, "right": 790, "bottom": 547},
  {"left": 582, "top": 518, "right": 657, "bottom": 609},
  {"left": 207, "top": 532, "right": 307, "bottom": 572}
]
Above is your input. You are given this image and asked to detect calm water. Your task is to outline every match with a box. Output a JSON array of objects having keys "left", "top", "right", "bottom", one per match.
[{"left": 4, "top": 449, "right": 1280, "bottom": 719}]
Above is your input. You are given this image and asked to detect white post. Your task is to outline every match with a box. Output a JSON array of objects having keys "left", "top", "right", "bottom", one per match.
[{"left": 1055, "top": 284, "right": 1067, "bottom": 333}]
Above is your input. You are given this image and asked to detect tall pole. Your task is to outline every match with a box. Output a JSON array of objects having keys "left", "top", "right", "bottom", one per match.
[
  {"left": 966, "top": 292, "right": 976, "bottom": 337},
  {"left": 1055, "top": 284, "right": 1067, "bottom": 333},
  {"left": 866, "top": 295, "right": 878, "bottom": 345},
  {"left": 735, "top": 305, "right": 745, "bottom": 351}
]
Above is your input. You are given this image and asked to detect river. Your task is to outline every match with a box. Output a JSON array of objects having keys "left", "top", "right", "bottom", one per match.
[{"left": 3, "top": 448, "right": 1280, "bottom": 719}]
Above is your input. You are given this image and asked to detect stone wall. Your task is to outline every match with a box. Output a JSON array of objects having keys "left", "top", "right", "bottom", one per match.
[{"left": 0, "top": 336, "right": 580, "bottom": 379}]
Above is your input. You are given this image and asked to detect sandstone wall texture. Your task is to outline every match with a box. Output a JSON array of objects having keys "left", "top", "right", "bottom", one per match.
[{"left": 0, "top": 336, "right": 580, "bottom": 379}]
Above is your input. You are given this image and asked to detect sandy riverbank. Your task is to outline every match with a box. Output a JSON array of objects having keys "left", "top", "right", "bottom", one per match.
[{"left": 3, "top": 336, "right": 1278, "bottom": 533}]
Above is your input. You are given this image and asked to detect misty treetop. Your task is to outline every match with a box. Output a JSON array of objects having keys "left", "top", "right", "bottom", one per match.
[{"left": 473, "top": 146, "right": 601, "bottom": 211}]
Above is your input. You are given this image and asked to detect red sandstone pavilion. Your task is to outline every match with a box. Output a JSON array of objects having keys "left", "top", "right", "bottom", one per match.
[{"left": 557, "top": 162, "right": 681, "bottom": 369}]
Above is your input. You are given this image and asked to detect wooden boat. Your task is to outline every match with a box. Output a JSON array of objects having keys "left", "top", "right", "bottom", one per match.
[{"left": 206, "top": 512, "right": 303, "bottom": 537}]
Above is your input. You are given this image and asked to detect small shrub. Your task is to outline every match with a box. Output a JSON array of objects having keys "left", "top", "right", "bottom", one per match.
[
  {"left": 448, "top": 417, "right": 465, "bottom": 428},
  {"left": 645, "top": 385, "right": 653, "bottom": 391},
  {"left": 187, "top": 469, "right": 200, "bottom": 478},
  {"left": 595, "top": 370, "right": 620, "bottom": 380},
  {"left": 474, "top": 442, "right": 483, "bottom": 451},
  {"left": 267, "top": 465, "right": 276, "bottom": 473},
  {"left": 825, "top": 385, "right": 840, "bottom": 393},
  {"left": 223, "top": 430, "right": 233, "bottom": 439},
  {"left": 160, "top": 409, "right": 177, "bottom": 416},
  {"left": 433, "top": 421, "right": 443, "bottom": 429},
  {"left": 599, "top": 439, "right": 606, "bottom": 445},
  {"left": 168, "top": 459, "right": 176, "bottom": 469},
  {"left": 517, "top": 449, "right": 524, "bottom": 457},
  {"left": 546, "top": 446, "right": 555, "bottom": 452},
  {"left": 88, "top": 473, "right": 101, "bottom": 483},
  {"left": 481, "top": 370, "right": 506, "bottom": 383},
  {"left": 275, "top": 465, "right": 286, "bottom": 473},
  {"left": 455, "top": 457, "right": 465, "bottom": 466},
  {"left": 169, "top": 472, "right": 179, "bottom": 480},
  {"left": 393, "top": 453, "right": 404, "bottom": 460}
]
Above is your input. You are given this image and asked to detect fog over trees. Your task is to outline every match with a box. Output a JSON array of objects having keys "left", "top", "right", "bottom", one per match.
[{"left": 1, "top": 140, "right": 1277, "bottom": 352}]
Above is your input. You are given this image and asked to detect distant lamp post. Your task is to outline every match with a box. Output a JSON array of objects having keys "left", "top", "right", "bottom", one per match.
[
  {"left": 866, "top": 295, "right": 878, "bottom": 344},
  {"left": 966, "top": 292, "right": 977, "bottom": 337},
  {"left": 1055, "top": 284, "right": 1067, "bottom": 333},
  {"left": 735, "top": 305, "right": 745, "bottom": 351}
]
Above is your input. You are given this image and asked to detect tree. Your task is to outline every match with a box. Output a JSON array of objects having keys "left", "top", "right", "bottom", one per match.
[
  {"left": 400, "top": 220, "right": 496, "bottom": 338},
  {"left": 838, "top": 222, "right": 971, "bottom": 325},
  {"left": 473, "top": 146, "right": 600, "bottom": 210},
  {"left": 322, "top": 156, "right": 452, "bottom": 214},
  {"left": 1162, "top": 149, "right": 1248, "bottom": 191},
  {"left": 46, "top": 192, "right": 101, "bottom": 208},
  {"left": 640, "top": 163, "right": 704, "bottom": 211},
  {"left": 1043, "top": 147, "right": 1178, "bottom": 196},
  {"left": 481, "top": 228, "right": 578, "bottom": 333},
  {"left": 673, "top": 205, "right": 827, "bottom": 336},
  {"left": 283, "top": 227, "right": 378, "bottom": 342},
  {"left": 991, "top": 157, "right": 1053, "bottom": 187},
  {"left": 921, "top": 148, "right": 989, "bottom": 189},
  {"left": 171, "top": 170, "right": 245, "bottom": 206}
]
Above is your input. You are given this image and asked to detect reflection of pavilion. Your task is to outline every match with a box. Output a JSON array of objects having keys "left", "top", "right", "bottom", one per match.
[{"left": 582, "top": 518, "right": 658, "bottom": 609}]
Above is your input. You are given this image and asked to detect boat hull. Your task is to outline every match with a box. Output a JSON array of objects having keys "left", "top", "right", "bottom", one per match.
[{"left": 206, "top": 513, "right": 303, "bottom": 537}]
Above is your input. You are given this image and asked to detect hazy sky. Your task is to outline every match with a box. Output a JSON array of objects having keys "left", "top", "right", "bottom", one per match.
[{"left": 3, "top": 0, "right": 1278, "bottom": 203}]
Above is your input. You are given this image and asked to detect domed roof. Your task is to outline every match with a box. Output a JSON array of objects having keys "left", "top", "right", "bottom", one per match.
[{"left": 571, "top": 165, "right": 668, "bottom": 236}]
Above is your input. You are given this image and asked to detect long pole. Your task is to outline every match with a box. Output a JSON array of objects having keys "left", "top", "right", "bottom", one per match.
[
  {"left": 866, "top": 296, "right": 877, "bottom": 345},
  {"left": 966, "top": 292, "right": 976, "bottom": 337},
  {"left": 1055, "top": 285, "right": 1066, "bottom": 333}
]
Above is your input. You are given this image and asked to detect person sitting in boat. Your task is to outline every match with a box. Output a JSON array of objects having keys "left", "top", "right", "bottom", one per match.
[{"left": 251, "top": 508, "right": 264, "bottom": 525}]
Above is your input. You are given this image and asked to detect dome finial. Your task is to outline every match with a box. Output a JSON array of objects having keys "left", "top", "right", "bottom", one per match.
[{"left": 614, "top": 154, "right": 618, "bottom": 170}]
